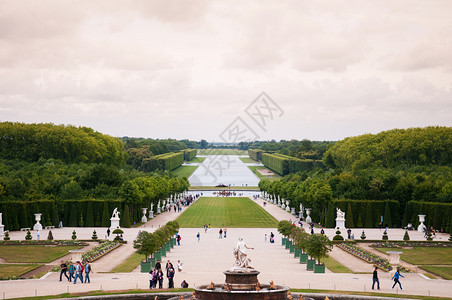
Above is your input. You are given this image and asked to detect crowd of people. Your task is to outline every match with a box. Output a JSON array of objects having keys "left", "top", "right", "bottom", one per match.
[
  {"left": 59, "top": 260, "right": 92, "bottom": 284},
  {"left": 148, "top": 259, "right": 188, "bottom": 289}
]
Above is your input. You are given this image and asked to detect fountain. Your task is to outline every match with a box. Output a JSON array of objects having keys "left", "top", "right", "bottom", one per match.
[{"left": 182, "top": 237, "right": 296, "bottom": 300}]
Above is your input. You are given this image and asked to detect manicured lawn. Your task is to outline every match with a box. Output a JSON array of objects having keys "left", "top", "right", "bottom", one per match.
[
  {"left": 185, "top": 157, "right": 206, "bottom": 163},
  {"left": 248, "top": 166, "right": 281, "bottom": 181},
  {"left": 376, "top": 247, "right": 452, "bottom": 265},
  {"left": 110, "top": 252, "right": 143, "bottom": 273},
  {"left": 420, "top": 266, "right": 452, "bottom": 280},
  {"left": 0, "top": 264, "right": 42, "bottom": 279},
  {"left": 197, "top": 149, "right": 248, "bottom": 155},
  {"left": 323, "top": 255, "right": 353, "bottom": 273},
  {"left": 171, "top": 166, "right": 198, "bottom": 178},
  {"left": 176, "top": 197, "right": 278, "bottom": 228},
  {"left": 0, "top": 245, "right": 82, "bottom": 263},
  {"left": 239, "top": 157, "right": 257, "bottom": 163}
]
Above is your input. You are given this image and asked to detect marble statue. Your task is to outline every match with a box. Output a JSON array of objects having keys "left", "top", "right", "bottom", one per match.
[
  {"left": 230, "top": 237, "right": 254, "bottom": 271},
  {"left": 112, "top": 207, "right": 120, "bottom": 219},
  {"left": 336, "top": 208, "right": 345, "bottom": 219},
  {"left": 150, "top": 203, "right": 154, "bottom": 211}
]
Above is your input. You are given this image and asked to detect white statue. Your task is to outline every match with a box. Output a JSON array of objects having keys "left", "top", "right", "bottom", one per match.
[
  {"left": 0, "top": 212, "right": 2, "bottom": 225},
  {"left": 299, "top": 203, "right": 303, "bottom": 212},
  {"left": 336, "top": 208, "right": 345, "bottom": 219},
  {"left": 112, "top": 207, "right": 120, "bottom": 219},
  {"left": 150, "top": 203, "right": 154, "bottom": 211},
  {"left": 231, "top": 237, "right": 254, "bottom": 271}
]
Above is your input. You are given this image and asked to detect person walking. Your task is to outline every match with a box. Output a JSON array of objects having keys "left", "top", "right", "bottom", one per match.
[
  {"left": 59, "top": 260, "right": 69, "bottom": 281},
  {"left": 177, "top": 234, "right": 181, "bottom": 246},
  {"left": 392, "top": 268, "right": 404, "bottom": 290},
  {"left": 167, "top": 265, "right": 175, "bottom": 288},
  {"left": 84, "top": 261, "right": 92, "bottom": 283},
  {"left": 152, "top": 269, "right": 158, "bottom": 288},
  {"left": 219, "top": 228, "right": 223, "bottom": 239},
  {"left": 372, "top": 267, "right": 380, "bottom": 290},
  {"left": 224, "top": 227, "right": 227, "bottom": 238},
  {"left": 157, "top": 269, "right": 164, "bottom": 289},
  {"left": 177, "top": 260, "right": 183, "bottom": 272},
  {"left": 149, "top": 269, "right": 154, "bottom": 289},
  {"left": 107, "top": 228, "right": 111, "bottom": 237},
  {"left": 197, "top": 232, "right": 200, "bottom": 242},
  {"left": 73, "top": 261, "right": 83, "bottom": 284},
  {"left": 155, "top": 260, "right": 161, "bottom": 271},
  {"left": 68, "top": 262, "right": 75, "bottom": 282}
]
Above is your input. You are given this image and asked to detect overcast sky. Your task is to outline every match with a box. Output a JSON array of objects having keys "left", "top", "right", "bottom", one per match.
[{"left": 0, "top": 0, "right": 451, "bottom": 142}]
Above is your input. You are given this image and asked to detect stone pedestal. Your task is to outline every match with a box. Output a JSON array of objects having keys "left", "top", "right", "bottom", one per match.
[
  {"left": 141, "top": 208, "right": 148, "bottom": 223},
  {"left": 110, "top": 217, "right": 120, "bottom": 229},
  {"left": 33, "top": 213, "right": 43, "bottom": 231},
  {"left": 291, "top": 208, "right": 295, "bottom": 215},
  {"left": 148, "top": 211, "right": 154, "bottom": 219},
  {"left": 157, "top": 207, "right": 161, "bottom": 214},
  {"left": 418, "top": 215, "right": 426, "bottom": 232},
  {"left": 335, "top": 218, "right": 345, "bottom": 229},
  {"left": 0, "top": 224, "right": 4, "bottom": 237},
  {"left": 387, "top": 251, "right": 403, "bottom": 277},
  {"left": 305, "top": 208, "right": 312, "bottom": 224},
  {"left": 285, "top": 206, "right": 290, "bottom": 212}
]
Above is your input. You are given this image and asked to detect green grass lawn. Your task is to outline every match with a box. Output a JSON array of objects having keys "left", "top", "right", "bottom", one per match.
[
  {"left": 110, "top": 252, "right": 143, "bottom": 273},
  {"left": 185, "top": 157, "right": 206, "bottom": 163},
  {"left": 323, "top": 255, "right": 353, "bottom": 273},
  {"left": 376, "top": 247, "right": 452, "bottom": 265},
  {"left": 239, "top": 157, "right": 258, "bottom": 163},
  {"left": 0, "top": 263, "right": 42, "bottom": 279},
  {"left": 176, "top": 197, "right": 278, "bottom": 228},
  {"left": 171, "top": 166, "right": 198, "bottom": 178},
  {"left": 197, "top": 149, "right": 248, "bottom": 155},
  {"left": 420, "top": 266, "right": 452, "bottom": 280},
  {"left": 0, "top": 245, "right": 82, "bottom": 263},
  {"left": 248, "top": 166, "right": 281, "bottom": 181}
]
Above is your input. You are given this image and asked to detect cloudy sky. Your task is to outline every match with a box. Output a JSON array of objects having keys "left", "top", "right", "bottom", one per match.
[{"left": 0, "top": 0, "right": 451, "bottom": 142}]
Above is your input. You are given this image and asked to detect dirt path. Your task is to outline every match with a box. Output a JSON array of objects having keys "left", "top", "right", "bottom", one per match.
[{"left": 328, "top": 246, "right": 373, "bottom": 273}]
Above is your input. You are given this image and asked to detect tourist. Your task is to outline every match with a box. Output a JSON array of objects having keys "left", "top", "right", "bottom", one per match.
[
  {"left": 224, "top": 227, "right": 227, "bottom": 238},
  {"left": 392, "top": 267, "right": 404, "bottom": 290},
  {"left": 372, "top": 267, "right": 380, "bottom": 290},
  {"left": 265, "top": 234, "right": 267, "bottom": 242},
  {"left": 270, "top": 232, "right": 275, "bottom": 243},
  {"left": 149, "top": 269, "right": 155, "bottom": 289},
  {"left": 197, "top": 232, "right": 200, "bottom": 242},
  {"left": 166, "top": 260, "right": 174, "bottom": 275},
  {"left": 219, "top": 228, "right": 223, "bottom": 239},
  {"left": 176, "top": 233, "right": 181, "bottom": 246},
  {"left": 167, "top": 265, "right": 175, "bottom": 288},
  {"left": 157, "top": 269, "right": 164, "bottom": 288},
  {"left": 177, "top": 260, "right": 183, "bottom": 272},
  {"left": 59, "top": 260, "right": 69, "bottom": 281},
  {"left": 68, "top": 262, "right": 75, "bottom": 282},
  {"left": 152, "top": 269, "right": 158, "bottom": 288},
  {"left": 155, "top": 260, "right": 161, "bottom": 271},
  {"left": 320, "top": 228, "right": 325, "bottom": 235},
  {"left": 107, "top": 228, "right": 110, "bottom": 237},
  {"left": 181, "top": 280, "right": 189, "bottom": 288},
  {"left": 84, "top": 260, "right": 92, "bottom": 283},
  {"left": 208, "top": 224, "right": 211, "bottom": 232},
  {"left": 204, "top": 224, "right": 207, "bottom": 233},
  {"left": 73, "top": 261, "right": 83, "bottom": 284},
  {"left": 37, "top": 230, "right": 40, "bottom": 240},
  {"left": 347, "top": 228, "right": 352, "bottom": 239}
]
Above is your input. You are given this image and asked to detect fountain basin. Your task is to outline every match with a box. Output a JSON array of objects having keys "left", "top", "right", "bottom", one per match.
[{"left": 194, "top": 283, "right": 289, "bottom": 300}]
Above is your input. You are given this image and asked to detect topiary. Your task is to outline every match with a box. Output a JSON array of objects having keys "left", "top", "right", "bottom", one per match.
[
  {"left": 382, "top": 230, "right": 388, "bottom": 240},
  {"left": 403, "top": 231, "right": 410, "bottom": 241},
  {"left": 113, "top": 228, "right": 124, "bottom": 241},
  {"left": 333, "top": 229, "right": 344, "bottom": 241},
  {"left": 71, "top": 230, "right": 77, "bottom": 240},
  {"left": 92, "top": 230, "right": 98, "bottom": 240},
  {"left": 25, "top": 230, "right": 32, "bottom": 240},
  {"left": 3, "top": 231, "right": 10, "bottom": 241},
  {"left": 47, "top": 230, "right": 54, "bottom": 240},
  {"left": 426, "top": 231, "right": 433, "bottom": 241},
  {"left": 360, "top": 230, "right": 366, "bottom": 240}
]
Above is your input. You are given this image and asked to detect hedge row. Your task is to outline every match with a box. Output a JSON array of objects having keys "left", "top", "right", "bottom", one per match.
[
  {"left": 262, "top": 153, "right": 324, "bottom": 175},
  {"left": 183, "top": 149, "right": 197, "bottom": 161},
  {"left": 402, "top": 201, "right": 452, "bottom": 233},
  {"left": 141, "top": 152, "right": 184, "bottom": 172},
  {"left": 248, "top": 149, "right": 263, "bottom": 161},
  {"left": 324, "top": 200, "right": 401, "bottom": 229},
  {"left": 0, "top": 199, "right": 144, "bottom": 231}
]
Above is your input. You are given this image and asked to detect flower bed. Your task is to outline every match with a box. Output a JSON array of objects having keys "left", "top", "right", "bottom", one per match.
[
  {"left": 82, "top": 241, "right": 121, "bottom": 262},
  {"left": 371, "top": 241, "right": 452, "bottom": 248},
  {"left": 337, "top": 243, "right": 410, "bottom": 273},
  {"left": 0, "top": 240, "right": 86, "bottom": 246}
]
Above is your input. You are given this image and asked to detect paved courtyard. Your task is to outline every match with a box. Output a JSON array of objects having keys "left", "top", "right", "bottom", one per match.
[
  {"left": 0, "top": 197, "right": 451, "bottom": 299},
  {"left": 188, "top": 155, "right": 261, "bottom": 187}
]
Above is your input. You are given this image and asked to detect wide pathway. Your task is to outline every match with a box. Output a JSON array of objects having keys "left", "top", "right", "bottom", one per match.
[{"left": 1, "top": 196, "right": 451, "bottom": 299}]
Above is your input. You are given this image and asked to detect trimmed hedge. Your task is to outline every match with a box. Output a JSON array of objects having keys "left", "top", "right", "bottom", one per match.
[
  {"left": 261, "top": 153, "right": 324, "bottom": 175},
  {"left": 325, "top": 200, "right": 400, "bottom": 228},
  {"left": 183, "top": 149, "right": 197, "bottom": 161},
  {"left": 142, "top": 152, "right": 184, "bottom": 172},
  {"left": 402, "top": 201, "right": 452, "bottom": 233},
  {"left": 249, "top": 149, "right": 263, "bottom": 161}
]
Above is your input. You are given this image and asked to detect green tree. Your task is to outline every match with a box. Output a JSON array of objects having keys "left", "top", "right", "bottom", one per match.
[
  {"left": 85, "top": 202, "right": 94, "bottom": 227},
  {"left": 346, "top": 203, "right": 354, "bottom": 228},
  {"left": 306, "top": 234, "right": 333, "bottom": 264},
  {"left": 68, "top": 203, "right": 77, "bottom": 227},
  {"left": 384, "top": 202, "right": 392, "bottom": 227},
  {"left": 101, "top": 202, "right": 110, "bottom": 227},
  {"left": 277, "top": 220, "right": 294, "bottom": 237},
  {"left": 121, "top": 205, "right": 131, "bottom": 228},
  {"left": 51, "top": 205, "right": 59, "bottom": 227},
  {"left": 19, "top": 204, "right": 29, "bottom": 228},
  {"left": 364, "top": 202, "right": 373, "bottom": 228},
  {"left": 133, "top": 231, "right": 158, "bottom": 262},
  {"left": 325, "top": 202, "right": 335, "bottom": 228},
  {"left": 293, "top": 228, "right": 310, "bottom": 253}
]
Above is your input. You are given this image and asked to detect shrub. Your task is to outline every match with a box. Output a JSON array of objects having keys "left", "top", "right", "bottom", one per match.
[
  {"left": 47, "top": 230, "right": 54, "bottom": 240},
  {"left": 25, "top": 230, "right": 32, "bottom": 240},
  {"left": 360, "top": 230, "right": 366, "bottom": 240},
  {"left": 92, "top": 230, "right": 98, "bottom": 240},
  {"left": 384, "top": 202, "right": 392, "bottom": 228},
  {"left": 333, "top": 229, "right": 344, "bottom": 241},
  {"left": 403, "top": 231, "right": 410, "bottom": 241},
  {"left": 3, "top": 231, "right": 10, "bottom": 241},
  {"left": 382, "top": 230, "right": 388, "bottom": 240},
  {"left": 121, "top": 205, "right": 131, "bottom": 228},
  {"left": 426, "top": 231, "right": 433, "bottom": 241},
  {"left": 346, "top": 203, "right": 354, "bottom": 228},
  {"left": 113, "top": 228, "right": 124, "bottom": 241},
  {"left": 71, "top": 230, "right": 77, "bottom": 240}
]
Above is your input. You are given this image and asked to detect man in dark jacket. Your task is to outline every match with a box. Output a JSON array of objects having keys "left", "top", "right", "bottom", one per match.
[{"left": 59, "top": 260, "right": 69, "bottom": 281}]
